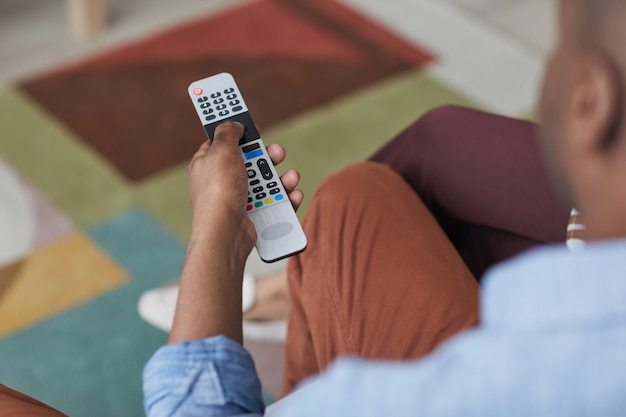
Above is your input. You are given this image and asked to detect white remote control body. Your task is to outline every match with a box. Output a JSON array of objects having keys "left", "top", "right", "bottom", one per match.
[{"left": 188, "top": 73, "right": 307, "bottom": 262}]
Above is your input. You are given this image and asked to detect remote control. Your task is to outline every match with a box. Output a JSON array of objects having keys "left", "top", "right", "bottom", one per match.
[{"left": 188, "top": 73, "right": 307, "bottom": 262}]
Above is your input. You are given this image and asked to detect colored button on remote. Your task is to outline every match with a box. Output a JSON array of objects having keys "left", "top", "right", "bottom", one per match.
[
  {"left": 265, "top": 198, "right": 273, "bottom": 205},
  {"left": 247, "top": 204, "right": 253, "bottom": 211},
  {"left": 255, "top": 201, "right": 263, "bottom": 208},
  {"left": 275, "top": 194, "right": 284, "bottom": 201},
  {"left": 245, "top": 149, "right": 263, "bottom": 160}
]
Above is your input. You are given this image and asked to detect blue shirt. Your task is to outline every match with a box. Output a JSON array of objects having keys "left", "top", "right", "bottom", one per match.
[{"left": 143, "top": 239, "right": 626, "bottom": 416}]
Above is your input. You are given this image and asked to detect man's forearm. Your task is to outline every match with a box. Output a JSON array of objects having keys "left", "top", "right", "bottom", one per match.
[{"left": 168, "top": 210, "right": 252, "bottom": 344}]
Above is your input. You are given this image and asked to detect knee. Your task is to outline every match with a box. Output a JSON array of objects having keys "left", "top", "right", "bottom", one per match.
[{"left": 411, "top": 104, "right": 472, "bottom": 141}]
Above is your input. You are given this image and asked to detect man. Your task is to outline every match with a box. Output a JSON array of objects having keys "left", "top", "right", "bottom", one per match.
[{"left": 145, "top": 0, "right": 626, "bottom": 414}]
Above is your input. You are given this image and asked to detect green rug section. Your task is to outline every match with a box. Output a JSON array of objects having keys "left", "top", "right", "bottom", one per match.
[
  {"left": 135, "top": 164, "right": 192, "bottom": 244},
  {"left": 0, "top": 210, "right": 185, "bottom": 417},
  {"left": 0, "top": 87, "right": 132, "bottom": 227},
  {"left": 135, "top": 70, "right": 478, "bottom": 241}
]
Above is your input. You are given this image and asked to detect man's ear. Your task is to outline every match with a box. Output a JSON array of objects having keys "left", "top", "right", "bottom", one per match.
[{"left": 567, "top": 52, "right": 623, "bottom": 154}]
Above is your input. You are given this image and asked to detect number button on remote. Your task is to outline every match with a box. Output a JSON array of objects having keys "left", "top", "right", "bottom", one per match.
[
  {"left": 200, "top": 103, "right": 211, "bottom": 109},
  {"left": 219, "top": 110, "right": 229, "bottom": 117},
  {"left": 211, "top": 92, "right": 221, "bottom": 98},
  {"left": 203, "top": 108, "right": 213, "bottom": 115},
  {"left": 224, "top": 88, "right": 235, "bottom": 94},
  {"left": 227, "top": 94, "right": 237, "bottom": 100},
  {"left": 213, "top": 98, "right": 224, "bottom": 104},
  {"left": 252, "top": 186, "right": 264, "bottom": 193},
  {"left": 197, "top": 97, "right": 208, "bottom": 103},
  {"left": 229, "top": 100, "right": 240, "bottom": 106},
  {"left": 216, "top": 104, "right": 227, "bottom": 111}
]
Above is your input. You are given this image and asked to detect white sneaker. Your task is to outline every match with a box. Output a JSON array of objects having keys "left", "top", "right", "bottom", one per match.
[{"left": 137, "top": 273, "right": 287, "bottom": 342}]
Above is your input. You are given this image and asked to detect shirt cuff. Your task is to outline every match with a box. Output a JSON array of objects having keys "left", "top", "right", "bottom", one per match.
[{"left": 143, "top": 335, "right": 265, "bottom": 417}]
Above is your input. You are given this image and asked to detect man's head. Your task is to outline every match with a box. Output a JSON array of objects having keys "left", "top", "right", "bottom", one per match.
[{"left": 540, "top": 0, "right": 626, "bottom": 239}]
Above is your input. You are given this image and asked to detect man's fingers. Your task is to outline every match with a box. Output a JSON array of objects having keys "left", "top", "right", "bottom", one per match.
[
  {"left": 213, "top": 121, "right": 245, "bottom": 145},
  {"left": 280, "top": 169, "right": 300, "bottom": 193},
  {"left": 288, "top": 189, "right": 304, "bottom": 212},
  {"left": 188, "top": 140, "right": 211, "bottom": 173},
  {"left": 267, "top": 143, "right": 286, "bottom": 166}
]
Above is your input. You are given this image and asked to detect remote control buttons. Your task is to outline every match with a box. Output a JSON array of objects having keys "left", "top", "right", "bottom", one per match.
[
  {"left": 247, "top": 204, "right": 253, "bottom": 211},
  {"left": 256, "top": 192, "right": 267, "bottom": 200},
  {"left": 193, "top": 88, "right": 203, "bottom": 95},
  {"left": 210, "top": 92, "right": 221, "bottom": 98},
  {"left": 205, "top": 115, "right": 216, "bottom": 121},
  {"left": 219, "top": 110, "right": 229, "bottom": 117},
  {"left": 250, "top": 179, "right": 260, "bottom": 186},
  {"left": 257, "top": 159, "right": 273, "bottom": 180},
  {"left": 224, "top": 88, "right": 235, "bottom": 94},
  {"left": 200, "top": 103, "right": 211, "bottom": 109},
  {"left": 275, "top": 194, "right": 284, "bottom": 201},
  {"left": 227, "top": 94, "right": 237, "bottom": 100},
  {"left": 216, "top": 104, "right": 227, "bottom": 110},
  {"left": 270, "top": 188, "right": 281, "bottom": 195},
  {"left": 229, "top": 100, "right": 240, "bottom": 106},
  {"left": 252, "top": 186, "right": 264, "bottom": 193},
  {"left": 203, "top": 108, "right": 213, "bottom": 115},
  {"left": 213, "top": 98, "right": 224, "bottom": 104},
  {"left": 255, "top": 201, "right": 263, "bottom": 208},
  {"left": 245, "top": 162, "right": 253, "bottom": 168},
  {"left": 267, "top": 182, "right": 277, "bottom": 188},
  {"left": 247, "top": 169, "right": 256, "bottom": 179},
  {"left": 232, "top": 106, "right": 243, "bottom": 112},
  {"left": 197, "top": 96, "right": 208, "bottom": 103}
]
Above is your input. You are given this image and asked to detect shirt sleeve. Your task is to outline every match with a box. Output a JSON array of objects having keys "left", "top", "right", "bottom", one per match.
[{"left": 143, "top": 335, "right": 265, "bottom": 417}]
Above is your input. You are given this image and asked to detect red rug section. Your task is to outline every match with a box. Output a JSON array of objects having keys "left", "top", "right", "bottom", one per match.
[{"left": 21, "top": 0, "right": 435, "bottom": 182}]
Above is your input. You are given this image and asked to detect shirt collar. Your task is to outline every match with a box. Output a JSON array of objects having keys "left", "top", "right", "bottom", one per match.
[{"left": 481, "top": 238, "right": 626, "bottom": 330}]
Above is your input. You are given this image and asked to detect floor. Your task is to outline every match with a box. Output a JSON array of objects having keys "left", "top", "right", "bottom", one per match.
[{"left": 0, "top": 0, "right": 558, "bottom": 414}]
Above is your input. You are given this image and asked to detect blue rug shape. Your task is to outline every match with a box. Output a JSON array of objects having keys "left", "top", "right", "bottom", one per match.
[{"left": 0, "top": 210, "right": 186, "bottom": 416}]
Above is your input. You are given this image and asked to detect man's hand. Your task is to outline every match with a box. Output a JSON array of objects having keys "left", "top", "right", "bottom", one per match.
[
  {"left": 170, "top": 122, "right": 303, "bottom": 345},
  {"left": 188, "top": 122, "right": 256, "bottom": 252},
  {"left": 187, "top": 122, "right": 304, "bottom": 249}
]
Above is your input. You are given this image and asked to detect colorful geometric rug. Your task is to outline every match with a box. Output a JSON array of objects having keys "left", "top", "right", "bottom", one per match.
[{"left": 0, "top": 0, "right": 504, "bottom": 415}]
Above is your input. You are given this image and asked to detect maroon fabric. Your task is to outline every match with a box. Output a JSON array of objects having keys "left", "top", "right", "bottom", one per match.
[{"left": 371, "top": 105, "right": 570, "bottom": 279}]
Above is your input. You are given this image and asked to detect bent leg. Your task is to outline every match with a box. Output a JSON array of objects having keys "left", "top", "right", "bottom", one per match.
[
  {"left": 371, "top": 105, "right": 570, "bottom": 277},
  {"left": 282, "top": 162, "right": 479, "bottom": 394}
]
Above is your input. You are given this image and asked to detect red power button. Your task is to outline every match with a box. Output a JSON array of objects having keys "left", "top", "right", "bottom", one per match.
[{"left": 193, "top": 88, "right": 203, "bottom": 95}]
